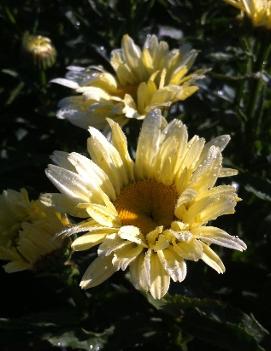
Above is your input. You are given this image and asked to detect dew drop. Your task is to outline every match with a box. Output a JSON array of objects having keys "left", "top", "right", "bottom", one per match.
[{"left": 231, "top": 181, "right": 239, "bottom": 191}]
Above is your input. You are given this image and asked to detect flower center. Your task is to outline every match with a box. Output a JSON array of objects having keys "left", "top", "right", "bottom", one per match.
[{"left": 114, "top": 180, "right": 177, "bottom": 234}]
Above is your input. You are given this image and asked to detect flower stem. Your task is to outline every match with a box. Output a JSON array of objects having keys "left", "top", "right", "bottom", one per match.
[{"left": 247, "top": 32, "right": 271, "bottom": 124}]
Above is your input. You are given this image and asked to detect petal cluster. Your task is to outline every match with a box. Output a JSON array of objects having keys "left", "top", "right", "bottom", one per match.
[
  {"left": 52, "top": 34, "right": 206, "bottom": 129},
  {"left": 225, "top": 0, "right": 271, "bottom": 29},
  {"left": 45, "top": 109, "right": 246, "bottom": 299},
  {"left": 0, "top": 189, "right": 69, "bottom": 272}
]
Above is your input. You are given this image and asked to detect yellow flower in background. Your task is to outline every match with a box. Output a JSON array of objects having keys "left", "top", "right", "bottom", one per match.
[
  {"left": 225, "top": 0, "right": 271, "bottom": 29},
  {"left": 44, "top": 109, "right": 246, "bottom": 299},
  {"left": 22, "top": 32, "right": 57, "bottom": 69},
  {"left": 52, "top": 34, "right": 206, "bottom": 130},
  {"left": 0, "top": 189, "right": 69, "bottom": 273}
]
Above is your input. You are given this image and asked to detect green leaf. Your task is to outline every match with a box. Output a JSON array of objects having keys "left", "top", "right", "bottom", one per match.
[
  {"left": 45, "top": 327, "right": 114, "bottom": 351},
  {"left": 148, "top": 294, "right": 269, "bottom": 351}
]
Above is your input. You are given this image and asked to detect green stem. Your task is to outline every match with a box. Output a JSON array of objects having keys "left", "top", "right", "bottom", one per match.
[
  {"left": 247, "top": 34, "right": 271, "bottom": 122},
  {"left": 235, "top": 36, "right": 254, "bottom": 113},
  {"left": 64, "top": 263, "right": 88, "bottom": 316},
  {"left": 255, "top": 44, "right": 271, "bottom": 138},
  {"left": 39, "top": 69, "right": 47, "bottom": 88},
  {"left": 210, "top": 72, "right": 257, "bottom": 82}
]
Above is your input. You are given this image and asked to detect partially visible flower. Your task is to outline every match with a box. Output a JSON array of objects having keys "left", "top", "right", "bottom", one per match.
[
  {"left": 22, "top": 32, "right": 57, "bottom": 69},
  {"left": 52, "top": 34, "right": 207, "bottom": 130},
  {"left": 44, "top": 109, "right": 246, "bottom": 300},
  {"left": 225, "top": 0, "right": 271, "bottom": 30},
  {"left": 0, "top": 189, "right": 69, "bottom": 272}
]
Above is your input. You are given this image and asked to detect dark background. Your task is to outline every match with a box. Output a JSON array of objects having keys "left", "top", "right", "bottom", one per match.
[{"left": 0, "top": 1, "right": 271, "bottom": 350}]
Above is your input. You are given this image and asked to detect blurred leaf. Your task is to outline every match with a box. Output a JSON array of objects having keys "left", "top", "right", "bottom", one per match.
[
  {"left": 0, "top": 308, "right": 82, "bottom": 332},
  {"left": 6, "top": 81, "right": 25, "bottom": 105},
  {"left": 45, "top": 327, "right": 114, "bottom": 351},
  {"left": 1, "top": 69, "right": 18, "bottom": 77},
  {"left": 243, "top": 175, "right": 271, "bottom": 202}
]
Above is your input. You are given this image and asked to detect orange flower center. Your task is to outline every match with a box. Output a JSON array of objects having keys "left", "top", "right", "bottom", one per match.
[{"left": 114, "top": 180, "right": 177, "bottom": 234}]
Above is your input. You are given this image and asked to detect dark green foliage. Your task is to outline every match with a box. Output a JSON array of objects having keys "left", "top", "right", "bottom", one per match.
[{"left": 0, "top": 0, "right": 271, "bottom": 350}]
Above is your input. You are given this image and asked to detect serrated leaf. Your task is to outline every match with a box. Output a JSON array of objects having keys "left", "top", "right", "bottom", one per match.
[
  {"left": 45, "top": 328, "right": 114, "bottom": 351},
  {"left": 148, "top": 294, "right": 269, "bottom": 351}
]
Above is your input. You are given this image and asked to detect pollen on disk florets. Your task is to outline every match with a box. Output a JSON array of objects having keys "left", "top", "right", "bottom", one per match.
[
  {"left": 44, "top": 109, "right": 247, "bottom": 299},
  {"left": 114, "top": 180, "right": 178, "bottom": 234}
]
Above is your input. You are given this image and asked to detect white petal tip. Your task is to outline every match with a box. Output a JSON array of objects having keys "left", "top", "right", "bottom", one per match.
[
  {"left": 79, "top": 280, "right": 89, "bottom": 289},
  {"left": 239, "top": 243, "right": 247, "bottom": 251},
  {"left": 234, "top": 237, "right": 247, "bottom": 251},
  {"left": 50, "top": 78, "right": 79, "bottom": 90},
  {"left": 88, "top": 126, "right": 99, "bottom": 136}
]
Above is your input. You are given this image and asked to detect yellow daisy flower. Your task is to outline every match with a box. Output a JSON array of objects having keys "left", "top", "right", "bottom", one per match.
[
  {"left": 52, "top": 34, "right": 206, "bottom": 129},
  {"left": 225, "top": 0, "right": 271, "bottom": 29},
  {"left": 0, "top": 189, "right": 69, "bottom": 273},
  {"left": 44, "top": 109, "right": 246, "bottom": 299}
]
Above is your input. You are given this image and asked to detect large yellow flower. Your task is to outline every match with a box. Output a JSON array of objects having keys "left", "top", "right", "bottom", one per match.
[
  {"left": 44, "top": 109, "right": 246, "bottom": 299},
  {"left": 0, "top": 189, "right": 69, "bottom": 272},
  {"left": 52, "top": 34, "right": 206, "bottom": 129},
  {"left": 225, "top": 0, "right": 271, "bottom": 29}
]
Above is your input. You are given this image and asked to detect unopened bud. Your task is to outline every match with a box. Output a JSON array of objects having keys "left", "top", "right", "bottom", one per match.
[{"left": 22, "top": 32, "right": 57, "bottom": 69}]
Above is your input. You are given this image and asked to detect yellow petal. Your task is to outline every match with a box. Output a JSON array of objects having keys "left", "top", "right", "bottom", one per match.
[
  {"left": 98, "top": 234, "right": 129, "bottom": 256},
  {"left": 80, "top": 255, "right": 116, "bottom": 289},
  {"left": 184, "top": 195, "right": 237, "bottom": 225},
  {"left": 137, "top": 80, "right": 157, "bottom": 114},
  {"left": 50, "top": 150, "right": 75, "bottom": 171},
  {"left": 153, "top": 119, "right": 188, "bottom": 184},
  {"left": 190, "top": 146, "right": 222, "bottom": 191},
  {"left": 4, "top": 260, "right": 31, "bottom": 273},
  {"left": 135, "top": 109, "right": 163, "bottom": 179},
  {"left": 77, "top": 86, "right": 111, "bottom": 101},
  {"left": 175, "top": 188, "right": 197, "bottom": 219},
  {"left": 169, "top": 66, "right": 188, "bottom": 85},
  {"left": 157, "top": 248, "right": 187, "bottom": 282},
  {"left": 118, "top": 225, "right": 144, "bottom": 245},
  {"left": 106, "top": 118, "right": 134, "bottom": 182},
  {"left": 129, "top": 253, "right": 149, "bottom": 291},
  {"left": 149, "top": 252, "right": 170, "bottom": 299},
  {"left": 219, "top": 168, "right": 238, "bottom": 177},
  {"left": 45, "top": 165, "right": 91, "bottom": 202},
  {"left": 88, "top": 127, "right": 129, "bottom": 193},
  {"left": 141, "top": 48, "right": 153, "bottom": 71},
  {"left": 177, "top": 135, "right": 205, "bottom": 175},
  {"left": 40, "top": 193, "right": 88, "bottom": 218},
  {"left": 192, "top": 226, "right": 247, "bottom": 251},
  {"left": 85, "top": 203, "right": 119, "bottom": 227},
  {"left": 71, "top": 232, "right": 108, "bottom": 251},
  {"left": 67, "top": 152, "right": 116, "bottom": 200},
  {"left": 112, "top": 243, "right": 143, "bottom": 271},
  {"left": 173, "top": 239, "right": 203, "bottom": 261},
  {"left": 201, "top": 243, "right": 225, "bottom": 274}
]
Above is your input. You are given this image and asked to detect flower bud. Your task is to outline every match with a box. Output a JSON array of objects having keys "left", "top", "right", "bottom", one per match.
[{"left": 22, "top": 32, "right": 57, "bottom": 69}]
